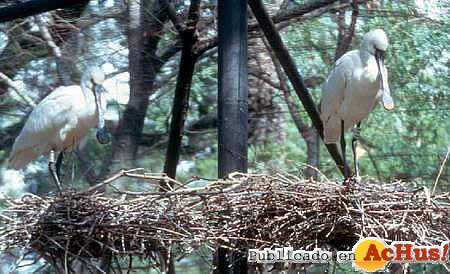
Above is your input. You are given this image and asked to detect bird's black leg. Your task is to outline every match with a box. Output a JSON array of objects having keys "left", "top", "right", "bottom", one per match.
[
  {"left": 352, "top": 122, "right": 361, "bottom": 180},
  {"left": 55, "top": 151, "right": 64, "bottom": 181},
  {"left": 49, "top": 150, "right": 63, "bottom": 195},
  {"left": 341, "top": 120, "right": 349, "bottom": 179}
]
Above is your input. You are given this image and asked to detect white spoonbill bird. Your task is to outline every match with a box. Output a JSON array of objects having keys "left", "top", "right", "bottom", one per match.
[
  {"left": 320, "top": 29, "right": 394, "bottom": 179},
  {"left": 8, "top": 67, "right": 110, "bottom": 193}
]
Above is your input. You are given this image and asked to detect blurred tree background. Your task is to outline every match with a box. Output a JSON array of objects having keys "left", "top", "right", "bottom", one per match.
[{"left": 0, "top": 0, "right": 448, "bottom": 272}]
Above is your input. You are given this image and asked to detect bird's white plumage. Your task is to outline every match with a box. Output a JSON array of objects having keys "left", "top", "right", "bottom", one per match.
[
  {"left": 9, "top": 69, "right": 105, "bottom": 169},
  {"left": 320, "top": 29, "right": 392, "bottom": 143}
]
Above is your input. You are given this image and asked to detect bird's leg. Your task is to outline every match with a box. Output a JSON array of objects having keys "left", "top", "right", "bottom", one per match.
[
  {"left": 352, "top": 122, "right": 361, "bottom": 181},
  {"left": 55, "top": 151, "right": 64, "bottom": 181},
  {"left": 49, "top": 150, "right": 63, "bottom": 195},
  {"left": 341, "top": 120, "right": 350, "bottom": 179}
]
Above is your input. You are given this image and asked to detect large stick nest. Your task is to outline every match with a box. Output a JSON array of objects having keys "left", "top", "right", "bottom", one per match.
[{"left": 1, "top": 170, "right": 449, "bottom": 263}]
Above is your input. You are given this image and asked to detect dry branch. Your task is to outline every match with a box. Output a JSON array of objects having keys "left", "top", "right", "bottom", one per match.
[{"left": 1, "top": 170, "right": 449, "bottom": 265}]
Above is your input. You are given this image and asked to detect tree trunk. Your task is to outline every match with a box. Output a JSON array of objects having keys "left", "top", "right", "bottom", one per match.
[
  {"left": 163, "top": 0, "right": 200, "bottom": 187},
  {"left": 264, "top": 38, "right": 320, "bottom": 179},
  {"left": 97, "top": 1, "right": 174, "bottom": 272},
  {"left": 100, "top": 0, "right": 169, "bottom": 187},
  {"left": 334, "top": 0, "right": 359, "bottom": 60}
]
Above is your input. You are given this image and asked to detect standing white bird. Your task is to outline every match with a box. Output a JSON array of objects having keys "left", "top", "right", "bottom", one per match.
[
  {"left": 8, "top": 67, "right": 110, "bottom": 193},
  {"left": 320, "top": 29, "right": 394, "bottom": 179}
]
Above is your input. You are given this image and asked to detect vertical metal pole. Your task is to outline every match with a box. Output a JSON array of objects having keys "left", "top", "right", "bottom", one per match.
[
  {"left": 218, "top": 0, "right": 248, "bottom": 176},
  {"left": 217, "top": 0, "right": 248, "bottom": 273}
]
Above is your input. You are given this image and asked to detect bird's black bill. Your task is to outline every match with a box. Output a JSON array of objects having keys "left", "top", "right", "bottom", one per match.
[
  {"left": 94, "top": 84, "right": 110, "bottom": 144},
  {"left": 375, "top": 49, "right": 394, "bottom": 110},
  {"left": 96, "top": 126, "right": 110, "bottom": 144}
]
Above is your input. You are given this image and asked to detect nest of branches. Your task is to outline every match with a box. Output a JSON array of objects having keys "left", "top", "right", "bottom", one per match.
[{"left": 1, "top": 170, "right": 449, "bottom": 264}]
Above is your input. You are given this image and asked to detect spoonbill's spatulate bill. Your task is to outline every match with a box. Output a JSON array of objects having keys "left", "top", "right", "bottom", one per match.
[
  {"left": 8, "top": 67, "right": 110, "bottom": 193},
  {"left": 320, "top": 29, "right": 394, "bottom": 179}
]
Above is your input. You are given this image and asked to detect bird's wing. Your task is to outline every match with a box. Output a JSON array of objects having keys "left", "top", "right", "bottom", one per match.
[
  {"left": 320, "top": 51, "right": 356, "bottom": 143},
  {"left": 9, "top": 86, "right": 80, "bottom": 169}
]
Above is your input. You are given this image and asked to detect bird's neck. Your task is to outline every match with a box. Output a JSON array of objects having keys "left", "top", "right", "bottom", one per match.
[
  {"left": 80, "top": 83, "right": 95, "bottom": 103},
  {"left": 360, "top": 49, "right": 372, "bottom": 66},
  {"left": 359, "top": 50, "right": 379, "bottom": 84}
]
